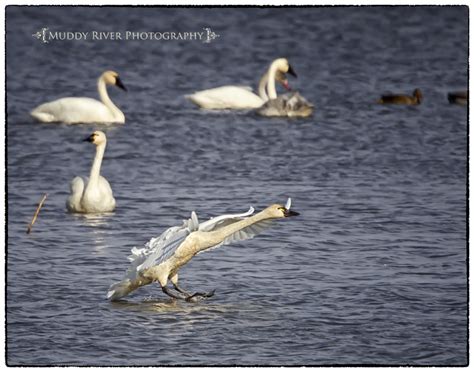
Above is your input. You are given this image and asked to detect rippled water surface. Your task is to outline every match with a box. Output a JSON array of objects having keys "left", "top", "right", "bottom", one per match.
[{"left": 6, "top": 6, "right": 468, "bottom": 366}]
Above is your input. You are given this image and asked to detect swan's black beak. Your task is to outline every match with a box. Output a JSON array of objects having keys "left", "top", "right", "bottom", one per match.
[
  {"left": 284, "top": 209, "right": 299, "bottom": 217},
  {"left": 83, "top": 134, "right": 95, "bottom": 142},
  {"left": 288, "top": 65, "right": 297, "bottom": 78},
  {"left": 115, "top": 77, "right": 127, "bottom": 91}
]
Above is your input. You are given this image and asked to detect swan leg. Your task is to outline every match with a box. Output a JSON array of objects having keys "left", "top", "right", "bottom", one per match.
[
  {"left": 170, "top": 274, "right": 191, "bottom": 296},
  {"left": 169, "top": 274, "right": 215, "bottom": 302},
  {"left": 172, "top": 282, "right": 192, "bottom": 296},
  {"left": 161, "top": 285, "right": 187, "bottom": 300}
]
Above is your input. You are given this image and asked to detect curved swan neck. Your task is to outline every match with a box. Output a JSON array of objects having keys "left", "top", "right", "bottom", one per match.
[
  {"left": 89, "top": 142, "right": 106, "bottom": 185},
  {"left": 199, "top": 209, "right": 274, "bottom": 251},
  {"left": 257, "top": 72, "right": 270, "bottom": 101},
  {"left": 266, "top": 63, "right": 279, "bottom": 100},
  {"left": 97, "top": 77, "right": 122, "bottom": 119}
]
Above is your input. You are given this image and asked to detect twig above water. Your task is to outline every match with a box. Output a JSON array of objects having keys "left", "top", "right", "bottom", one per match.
[{"left": 26, "top": 193, "right": 48, "bottom": 234}]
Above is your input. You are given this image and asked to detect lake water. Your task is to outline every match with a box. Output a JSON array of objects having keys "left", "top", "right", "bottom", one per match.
[{"left": 5, "top": 6, "right": 468, "bottom": 366}]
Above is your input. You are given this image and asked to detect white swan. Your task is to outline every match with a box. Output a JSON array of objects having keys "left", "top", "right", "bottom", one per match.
[
  {"left": 31, "top": 70, "right": 127, "bottom": 124},
  {"left": 257, "top": 91, "right": 314, "bottom": 118},
  {"left": 67, "top": 131, "right": 116, "bottom": 214},
  {"left": 107, "top": 198, "right": 299, "bottom": 302},
  {"left": 186, "top": 58, "right": 297, "bottom": 110}
]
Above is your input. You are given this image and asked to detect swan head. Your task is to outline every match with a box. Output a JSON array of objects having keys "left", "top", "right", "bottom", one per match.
[
  {"left": 273, "top": 58, "right": 297, "bottom": 78},
  {"left": 84, "top": 130, "right": 107, "bottom": 145},
  {"left": 102, "top": 70, "right": 127, "bottom": 91},
  {"left": 266, "top": 202, "right": 300, "bottom": 219}
]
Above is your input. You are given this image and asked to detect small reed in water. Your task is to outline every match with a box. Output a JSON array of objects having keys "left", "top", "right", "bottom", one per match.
[{"left": 26, "top": 193, "right": 47, "bottom": 234}]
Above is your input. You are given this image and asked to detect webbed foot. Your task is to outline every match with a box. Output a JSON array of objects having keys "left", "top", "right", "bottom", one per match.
[{"left": 185, "top": 289, "right": 216, "bottom": 303}]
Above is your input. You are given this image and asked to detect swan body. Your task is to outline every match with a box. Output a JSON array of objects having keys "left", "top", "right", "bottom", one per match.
[
  {"left": 257, "top": 92, "right": 314, "bottom": 118},
  {"left": 187, "top": 86, "right": 264, "bottom": 109},
  {"left": 31, "top": 70, "right": 127, "bottom": 124},
  {"left": 66, "top": 131, "right": 116, "bottom": 213},
  {"left": 377, "top": 88, "right": 422, "bottom": 105},
  {"left": 107, "top": 198, "right": 299, "bottom": 302},
  {"left": 186, "top": 58, "right": 296, "bottom": 110}
]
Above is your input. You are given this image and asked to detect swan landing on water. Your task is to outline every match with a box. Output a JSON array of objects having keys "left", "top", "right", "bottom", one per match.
[
  {"left": 107, "top": 198, "right": 299, "bottom": 302},
  {"left": 66, "top": 131, "right": 116, "bottom": 214},
  {"left": 31, "top": 70, "right": 127, "bottom": 124},
  {"left": 185, "top": 58, "right": 297, "bottom": 110}
]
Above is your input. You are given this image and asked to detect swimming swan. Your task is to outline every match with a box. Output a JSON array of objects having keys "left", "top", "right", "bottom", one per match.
[
  {"left": 31, "top": 70, "right": 127, "bottom": 124},
  {"left": 257, "top": 91, "right": 314, "bottom": 118},
  {"left": 66, "top": 131, "right": 116, "bottom": 213},
  {"left": 377, "top": 88, "right": 422, "bottom": 105},
  {"left": 107, "top": 198, "right": 299, "bottom": 302},
  {"left": 186, "top": 58, "right": 297, "bottom": 110}
]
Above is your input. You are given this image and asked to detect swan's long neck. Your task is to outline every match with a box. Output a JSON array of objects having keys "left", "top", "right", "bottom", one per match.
[
  {"left": 257, "top": 72, "right": 270, "bottom": 101},
  {"left": 266, "top": 64, "right": 279, "bottom": 100},
  {"left": 97, "top": 77, "right": 123, "bottom": 120},
  {"left": 88, "top": 142, "right": 106, "bottom": 186},
  {"left": 199, "top": 209, "right": 273, "bottom": 251}
]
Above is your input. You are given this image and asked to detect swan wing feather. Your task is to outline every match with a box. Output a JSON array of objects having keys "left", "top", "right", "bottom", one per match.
[
  {"left": 198, "top": 206, "right": 254, "bottom": 232},
  {"left": 32, "top": 97, "right": 115, "bottom": 123},
  {"left": 123, "top": 212, "right": 200, "bottom": 280},
  {"left": 197, "top": 219, "right": 274, "bottom": 255},
  {"left": 186, "top": 86, "right": 263, "bottom": 109}
]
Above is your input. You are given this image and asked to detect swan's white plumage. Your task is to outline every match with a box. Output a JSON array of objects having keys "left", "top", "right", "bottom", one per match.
[
  {"left": 117, "top": 207, "right": 256, "bottom": 282},
  {"left": 66, "top": 131, "right": 116, "bottom": 214},
  {"left": 31, "top": 70, "right": 126, "bottom": 124},
  {"left": 186, "top": 58, "right": 294, "bottom": 110},
  {"left": 106, "top": 201, "right": 299, "bottom": 301},
  {"left": 186, "top": 86, "right": 264, "bottom": 109},
  {"left": 32, "top": 97, "right": 118, "bottom": 123}
]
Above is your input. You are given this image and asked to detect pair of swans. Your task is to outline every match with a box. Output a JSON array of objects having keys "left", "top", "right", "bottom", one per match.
[
  {"left": 107, "top": 198, "right": 299, "bottom": 302},
  {"left": 66, "top": 131, "right": 116, "bottom": 213},
  {"left": 31, "top": 72, "right": 119, "bottom": 213},
  {"left": 187, "top": 58, "right": 313, "bottom": 117},
  {"left": 67, "top": 130, "right": 300, "bottom": 303},
  {"left": 186, "top": 58, "right": 296, "bottom": 110},
  {"left": 31, "top": 70, "right": 127, "bottom": 124}
]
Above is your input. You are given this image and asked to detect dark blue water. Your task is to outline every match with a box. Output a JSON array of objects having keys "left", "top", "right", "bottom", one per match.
[{"left": 6, "top": 6, "right": 468, "bottom": 366}]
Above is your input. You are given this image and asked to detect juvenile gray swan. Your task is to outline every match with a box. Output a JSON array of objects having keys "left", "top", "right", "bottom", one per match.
[
  {"left": 107, "top": 198, "right": 299, "bottom": 302},
  {"left": 257, "top": 91, "right": 314, "bottom": 117}
]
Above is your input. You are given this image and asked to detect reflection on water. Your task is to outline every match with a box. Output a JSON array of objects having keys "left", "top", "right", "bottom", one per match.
[
  {"left": 72, "top": 212, "right": 114, "bottom": 227},
  {"left": 111, "top": 297, "right": 242, "bottom": 314}
]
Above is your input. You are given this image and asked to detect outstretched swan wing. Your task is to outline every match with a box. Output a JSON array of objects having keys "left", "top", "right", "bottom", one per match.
[
  {"left": 198, "top": 206, "right": 255, "bottom": 232},
  {"left": 197, "top": 219, "right": 274, "bottom": 256},
  {"left": 124, "top": 212, "right": 200, "bottom": 280}
]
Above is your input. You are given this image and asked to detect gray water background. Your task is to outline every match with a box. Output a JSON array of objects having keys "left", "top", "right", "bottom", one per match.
[{"left": 6, "top": 6, "right": 468, "bottom": 366}]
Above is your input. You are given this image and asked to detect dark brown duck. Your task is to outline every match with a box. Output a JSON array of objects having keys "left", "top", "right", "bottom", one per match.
[
  {"left": 447, "top": 91, "right": 468, "bottom": 105},
  {"left": 377, "top": 88, "right": 422, "bottom": 105}
]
